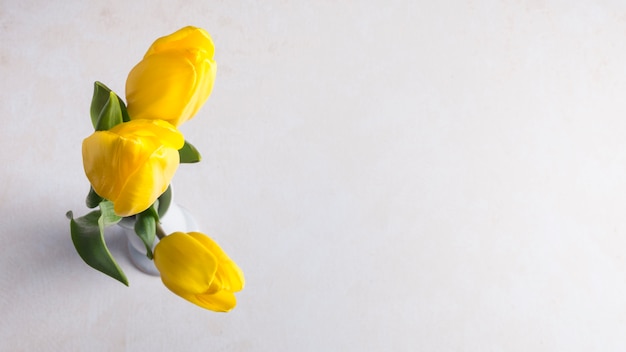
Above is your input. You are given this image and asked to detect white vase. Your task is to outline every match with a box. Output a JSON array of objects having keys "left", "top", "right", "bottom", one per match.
[{"left": 119, "top": 202, "right": 199, "bottom": 276}]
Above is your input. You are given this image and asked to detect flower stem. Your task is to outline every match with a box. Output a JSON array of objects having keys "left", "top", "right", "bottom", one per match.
[{"left": 156, "top": 222, "right": 167, "bottom": 240}]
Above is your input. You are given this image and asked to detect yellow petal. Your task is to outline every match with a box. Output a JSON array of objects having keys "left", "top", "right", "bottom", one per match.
[
  {"left": 194, "top": 290, "right": 237, "bottom": 312},
  {"left": 127, "top": 53, "right": 190, "bottom": 125},
  {"left": 185, "top": 52, "right": 217, "bottom": 122},
  {"left": 82, "top": 131, "right": 124, "bottom": 200},
  {"left": 144, "top": 26, "right": 215, "bottom": 59},
  {"left": 113, "top": 145, "right": 179, "bottom": 217},
  {"left": 188, "top": 232, "right": 245, "bottom": 292},
  {"left": 110, "top": 119, "right": 184, "bottom": 150},
  {"left": 167, "top": 285, "right": 238, "bottom": 312},
  {"left": 154, "top": 232, "right": 218, "bottom": 294}
]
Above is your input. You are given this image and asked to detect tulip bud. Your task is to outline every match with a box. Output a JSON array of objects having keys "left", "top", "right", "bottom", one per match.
[
  {"left": 154, "top": 232, "right": 245, "bottom": 312},
  {"left": 82, "top": 119, "right": 184, "bottom": 217},
  {"left": 125, "top": 26, "right": 217, "bottom": 127}
]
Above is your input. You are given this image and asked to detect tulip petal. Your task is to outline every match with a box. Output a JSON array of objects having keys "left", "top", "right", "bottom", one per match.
[
  {"left": 82, "top": 131, "right": 129, "bottom": 201},
  {"left": 109, "top": 120, "right": 182, "bottom": 216},
  {"left": 154, "top": 232, "right": 218, "bottom": 294},
  {"left": 113, "top": 146, "right": 179, "bottom": 216},
  {"left": 167, "top": 285, "right": 237, "bottom": 312},
  {"left": 126, "top": 51, "right": 215, "bottom": 126},
  {"left": 144, "top": 26, "right": 215, "bottom": 59},
  {"left": 188, "top": 232, "right": 245, "bottom": 292},
  {"left": 186, "top": 51, "right": 216, "bottom": 122},
  {"left": 194, "top": 290, "right": 237, "bottom": 312},
  {"left": 110, "top": 119, "right": 184, "bottom": 150}
]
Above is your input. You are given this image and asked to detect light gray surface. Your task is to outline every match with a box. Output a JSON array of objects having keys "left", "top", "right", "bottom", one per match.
[{"left": 2, "top": 1, "right": 626, "bottom": 351}]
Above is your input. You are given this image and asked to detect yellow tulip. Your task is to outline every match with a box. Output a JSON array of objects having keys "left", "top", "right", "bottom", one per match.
[
  {"left": 154, "top": 232, "right": 245, "bottom": 312},
  {"left": 82, "top": 119, "right": 184, "bottom": 217},
  {"left": 125, "top": 26, "right": 217, "bottom": 127}
]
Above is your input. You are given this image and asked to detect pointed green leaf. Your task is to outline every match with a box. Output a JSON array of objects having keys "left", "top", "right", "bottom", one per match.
[
  {"left": 90, "top": 81, "right": 112, "bottom": 129},
  {"left": 117, "top": 95, "right": 131, "bottom": 122},
  {"left": 69, "top": 210, "right": 128, "bottom": 286},
  {"left": 134, "top": 209, "right": 157, "bottom": 259},
  {"left": 179, "top": 140, "right": 202, "bottom": 163},
  {"left": 95, "top": 91, "right": 123, "bottom": 131},
  {"left": 86, "top": 187, "right": 104, "bottom": 208},
  {"left": 157, "top": 185, "right": 172, "bottom": 218},
  {"left": 91, "top": 81, "right": 130, "bottom": 127}
]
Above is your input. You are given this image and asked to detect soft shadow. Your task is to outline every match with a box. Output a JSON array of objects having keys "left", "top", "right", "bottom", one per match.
[{"left": 0, "top": 215, "right": 135, "bottom": 292}]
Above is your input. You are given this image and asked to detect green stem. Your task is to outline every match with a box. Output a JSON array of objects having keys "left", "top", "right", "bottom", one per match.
[{"left": 156, "top": 222, "right": 167, "bottom": 240}]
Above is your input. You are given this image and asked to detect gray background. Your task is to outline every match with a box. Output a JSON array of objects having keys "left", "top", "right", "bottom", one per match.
[{"left": 2, "top": 0, "right": 626, "bottom": 351}]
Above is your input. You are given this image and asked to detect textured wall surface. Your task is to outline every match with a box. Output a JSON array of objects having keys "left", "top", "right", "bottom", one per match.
[{"left": 2, "top": 0, "right": 626, "bottom": 351}]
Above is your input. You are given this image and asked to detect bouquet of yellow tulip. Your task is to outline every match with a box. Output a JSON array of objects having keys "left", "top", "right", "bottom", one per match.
[{"left": 67, "top": 26, "right": 244, "bottom": 312}]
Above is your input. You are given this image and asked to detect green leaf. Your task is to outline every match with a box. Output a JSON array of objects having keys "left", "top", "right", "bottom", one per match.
[
  {"left": 117, "top": 95, "right": 131, "bottom": 122},
  {"left": 179, "top": 140, "right": 202, "bottom": 163},
  {"left": 90, "top": 81, "right": 128, "bottom": 130},
  {"left": 95, "top": 91, "right": 123, "bottom": 131},
  {"left": 99, "top": 200, "right": 122, "bottom": 226},
  {"left": 90, "top": 81, "right": 111, "bottom": 129},
  {"left": 69, "top": 210, "right": 128, "bottom": 286},
  {"left": 157, "top": 185, "right": 172, "bottom": 218},
  {"left": 86, "top": 187, "right": 103, "bottom": 208},
  {"left": 134, "top": 209, "right": 157, "bottom": 259},
  {"left": 148, "top": 200, "right": 160, "bottom": 220}
]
